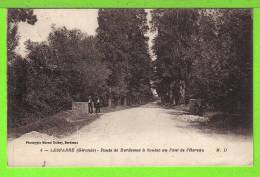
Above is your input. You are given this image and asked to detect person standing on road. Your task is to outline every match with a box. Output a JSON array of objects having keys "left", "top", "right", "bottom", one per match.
[
  {"left": 88, "top": 96, "right": 93, "bottom": 114},
  {"left": 95, "top": 97, "right": 101, "bottom": 113}
]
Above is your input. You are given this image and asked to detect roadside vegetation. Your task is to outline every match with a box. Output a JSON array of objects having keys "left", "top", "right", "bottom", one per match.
[
  {"left": 8, "top": 9, "right": 252, "bottom": 135},
  {"left": 151, "top": 9, "right": 252, "bottom": 132},
  {"left": 8, "top": 9, "right": 152, "bottom": 129}
]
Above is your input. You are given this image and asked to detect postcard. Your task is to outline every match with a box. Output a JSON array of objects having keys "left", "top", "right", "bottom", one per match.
[{"left": 7, "top": 8, "right": 253, "bottom": 166}]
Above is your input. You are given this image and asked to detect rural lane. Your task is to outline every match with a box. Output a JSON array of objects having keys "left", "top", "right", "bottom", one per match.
[{"left": 8, "top": 102, "right": 252, "bottom": 166}]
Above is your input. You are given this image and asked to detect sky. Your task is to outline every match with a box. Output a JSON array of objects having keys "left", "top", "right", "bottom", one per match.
[{"left": 16, "top": 9, "right": 155, "bottom": 58}]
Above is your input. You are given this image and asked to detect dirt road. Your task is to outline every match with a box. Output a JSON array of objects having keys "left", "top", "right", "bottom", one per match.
[{"left": 8, "top": 102, "right": 252, "bottom": 166}]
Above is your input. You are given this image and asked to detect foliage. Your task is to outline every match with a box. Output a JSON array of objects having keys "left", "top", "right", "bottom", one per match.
[
  {"left": 151, "top": 9, "right": 199, "bottom": 105},
  {"left": 9, "top": 9, "right": 153, "bottom": 127},
  {"left": 7, "top": 9, "right": 38, "bottom": 127},
  {"left": 7, "top": 9, "right": 37, "bottom": 63},
  {"left": 151, "top": 9, "right": 252, "bottom": 114},
  {"left": 8, "top": 24, "right": 111, "bottom": 127},
  {"left": 96, "top": 9, "right": 152, "bottom": 105},
  {"left": 190, "top": 9, "right": 252, "bottom": 113}
]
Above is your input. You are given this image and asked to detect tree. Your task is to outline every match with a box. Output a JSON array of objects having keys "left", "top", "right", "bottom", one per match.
[
  {"left": 47, "top": 26, "right": 111, "bottom": 102},
  {"left": 97, "top": 9, "right": 152, "bottom": 106},
  {"left": 190, "top": 9, "right": 252, "bottom": 113},
  {"left": 151, "top": 9, "right": 252, "bottom": 117},
  {"left": 21, "top": 27, "right": 111, "bottom": 121},
  {"left": 8, "top": 9, "right": 37, "bottom": 63},
  {"left": 7, "top": 9, "right": 37, "bottom": 127},
  {"left": 23, "top": 41, "right": 70, "bottom": 116},
  {"left": 151, "top": 9, "right": 199, "bottom": 105}
]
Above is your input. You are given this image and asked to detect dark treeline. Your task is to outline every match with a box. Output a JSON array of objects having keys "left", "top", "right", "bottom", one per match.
[
  {"left": 8, "top": 9, "right": 152, "bottom": 127},
  {"left": 8, "top": 9, "right": 252, "bottom": 127},
  {"left": 151, "top": 9, "right": 252, "bottom": 116}
]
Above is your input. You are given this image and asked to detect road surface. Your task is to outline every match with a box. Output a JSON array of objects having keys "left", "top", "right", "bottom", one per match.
[{"left": 8, "top": 102, "right": 252, "bottom": 166}]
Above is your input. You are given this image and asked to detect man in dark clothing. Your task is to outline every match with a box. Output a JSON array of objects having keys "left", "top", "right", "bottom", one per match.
[
  {"left": 88, "top": 96, "right": 93, "bottom": 114},
  {"left": 95, "top": 97, "right": 101, "bottom": 113}
]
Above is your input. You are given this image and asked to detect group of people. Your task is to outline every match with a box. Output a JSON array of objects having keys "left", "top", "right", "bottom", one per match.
[{"left": 88, "top": 96, "right": 101, "bottom": 114}]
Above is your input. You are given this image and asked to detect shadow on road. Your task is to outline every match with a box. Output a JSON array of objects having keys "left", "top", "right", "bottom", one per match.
[
  {"left": 163, "top": 106, "right": 252, "bottom": 137},
  {"left": 8, "top": 111, "right": 101, "bottom": 139}
]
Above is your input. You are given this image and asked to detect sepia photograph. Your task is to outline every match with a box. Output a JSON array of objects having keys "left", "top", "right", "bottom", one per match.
[{"left": 7, "top": 8, "right": 252, "bottom": 166}]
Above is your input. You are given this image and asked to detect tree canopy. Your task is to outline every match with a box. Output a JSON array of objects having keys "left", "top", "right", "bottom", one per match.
[
  {"left": 151, "top": 9, "right": 252, "bottom": 115},
  {"left": 8, "top": 9, "right": 153, "bottom": 127},
  {"left": 97, "top": 9, "right": 152, "bottom": 105}
]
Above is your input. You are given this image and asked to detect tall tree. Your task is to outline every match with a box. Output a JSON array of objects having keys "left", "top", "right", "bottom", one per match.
[
  {"left": 151, "top": 9, "right": 252, "bottom": 117},
  {"left": 151, "top": 9, "right": 199, "bottom": 105},
  {"left": 8, "top": 9, "right": 37, "bottom": 63},
  {"left": 190, "top": 9, "right": 252, "bottom": 113},
  {"left": 47, "top": 26, "right": 111, "bottom": 101},
  {"left": 7, "top": 9, "right": 37, "bottom": 127},
  {"left": 96, "top": 9, "right": 152, "bottom": 106}
]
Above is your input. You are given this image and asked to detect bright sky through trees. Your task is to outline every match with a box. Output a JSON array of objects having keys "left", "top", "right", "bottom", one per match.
[{"left": 16, "top": 9, "right": 155, "bottom": 58}]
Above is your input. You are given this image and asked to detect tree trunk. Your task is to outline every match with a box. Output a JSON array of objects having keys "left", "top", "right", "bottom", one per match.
[
  {"left": 169, "top": 81, "right": 175, "bottom": 105},
  {"left": 179, "top": 80, "right": 186, "bottom": 104},
  {"left": 108, "top": 87, "right": 112, "bottom": 107},
  {"left": 124, "top": 97, "right": 127, "bottom": 106},
  {"left": 117, "top": 97, "right": 121, "bottom": 106},
  {"left": 108, "top": 97, "right": 112, "bottom": 107}
]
